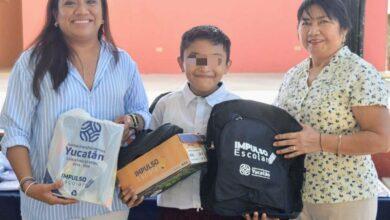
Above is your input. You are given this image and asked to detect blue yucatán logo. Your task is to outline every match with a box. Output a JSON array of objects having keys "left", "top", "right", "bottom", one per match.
[{"left": 80, "top": 121, "right": 102, "bottom": 142}]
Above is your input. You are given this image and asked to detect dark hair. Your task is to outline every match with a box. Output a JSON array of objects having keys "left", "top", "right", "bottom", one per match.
[
  {"left": 30, "top": 0, "right": 118, "bottom": 99},
  {"left": 297, "top": 0, "right": 352, "bottom": 31},
  {"left": 180, "top": 25, "right": 231, "bottom": 64}
]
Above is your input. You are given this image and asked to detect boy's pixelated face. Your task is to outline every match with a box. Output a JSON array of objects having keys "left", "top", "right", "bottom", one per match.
[{"left": 178, "top": 39, "right": 231, "bottom": 97}]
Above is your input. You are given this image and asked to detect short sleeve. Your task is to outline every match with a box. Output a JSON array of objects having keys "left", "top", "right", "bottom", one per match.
[{"left": 350, "top": 62, "right": 388, "bottom": 107}]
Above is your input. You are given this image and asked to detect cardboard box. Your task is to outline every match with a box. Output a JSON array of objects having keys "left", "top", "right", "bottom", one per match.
[{"left": 117, "top": 133, "right": 207, "bottom": 197}]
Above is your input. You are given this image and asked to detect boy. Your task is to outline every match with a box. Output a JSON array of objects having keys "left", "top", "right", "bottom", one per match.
[{"left": 150, "top": 25, "right": 240, "bottom": 219}]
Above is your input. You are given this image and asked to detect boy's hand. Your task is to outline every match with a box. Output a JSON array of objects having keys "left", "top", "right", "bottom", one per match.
[
  {"left": 119, "top": 186, "right": 144, "bottom": 208},
  {"left": 244, "top": 212, "right": 279, "bottom": 220}
]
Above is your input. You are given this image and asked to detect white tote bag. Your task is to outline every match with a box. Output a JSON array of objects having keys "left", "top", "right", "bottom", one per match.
[{"left": 45, "top": 109, "right": 124, "bottom": 209}]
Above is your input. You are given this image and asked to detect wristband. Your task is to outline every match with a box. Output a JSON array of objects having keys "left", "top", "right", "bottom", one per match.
[
  {"left": 24, "top": 181, "right": 37, "bottom": 197},
  {"left": 336, "top": 135, "right": 342, "bottom": 156},
  {"left": 20, "top": 176, "right": 36, "bottom": 192},
  {"left": 129, "top": 114, "right": 139, "bottom": 129}
]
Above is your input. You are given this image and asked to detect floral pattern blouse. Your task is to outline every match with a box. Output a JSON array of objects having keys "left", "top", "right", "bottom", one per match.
[{"left": 275, "top": 46, "right": 389, "bottom": 204}]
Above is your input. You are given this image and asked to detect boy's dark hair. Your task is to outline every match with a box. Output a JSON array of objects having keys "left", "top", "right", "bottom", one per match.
[
  {"left": 297, "top": 0, "right": 352, "bottom": 32},
  {"left": 180, "top": 25, "right": 231, "bottom": 64}
]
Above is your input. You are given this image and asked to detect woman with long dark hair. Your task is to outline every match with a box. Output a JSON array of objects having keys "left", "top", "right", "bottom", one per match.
[{"left": 0, "top": 0, "right": 149, "bottom": 219}]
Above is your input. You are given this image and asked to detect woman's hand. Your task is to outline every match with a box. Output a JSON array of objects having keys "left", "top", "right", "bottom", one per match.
[
  {"left": 115, "top": 115, "right": 136, "bottom": 145},
  {"left": 25, "top": 180, "right": 78, "bottom": 205},
  {"left": 119, "top": 185, "right": 144, "bottom": 208},
  {"left": 273, "top": 123, "right": 321, "bottom": 158},
  {"left": 244, "top": 212, "right": 279, "bottom": 220}
]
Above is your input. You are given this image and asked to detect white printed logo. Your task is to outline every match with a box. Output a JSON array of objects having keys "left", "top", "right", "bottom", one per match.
[
  {"left": 252, "top": 167, "right": 271, "bottom": 179},
  {"left": 239, "top": 164, "right": 251, "bottom": 176},
  {"left": 238, "top": 163, "right": 271, "bottom": 179},
  {"left": 234, "top": 141, "right": 277, "bottom": 164},
  {"left": 268, "top": 153, "right": 277, "bottom": 165}
]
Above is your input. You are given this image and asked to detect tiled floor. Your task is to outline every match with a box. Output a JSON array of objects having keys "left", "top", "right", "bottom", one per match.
[
  {"left": 0, "top": 70, "right": 9, "bottom": 109},
  {"left": 0, "top": 71, "right": 285, "bottom": 109},
  {"left": 0, "top": 70, "right": 388, "bottom": 110}
]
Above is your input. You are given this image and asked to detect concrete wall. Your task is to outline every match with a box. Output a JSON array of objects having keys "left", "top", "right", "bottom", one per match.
[
  {"left": 19, "top": 0, "right": 388, "bottom": 73},
  {"left": 0, "top": 0, "right": 23, "bottom": 69},
  {"left": 387, "top": 15, "right": 390, "bottom": 70}
]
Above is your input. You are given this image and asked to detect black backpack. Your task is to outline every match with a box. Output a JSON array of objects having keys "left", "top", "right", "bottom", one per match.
[
  {"left": 200, "top": 100, "right": 305, "bottom": 219},
  {"left": 149, "top": 91, "right": 172, "bottom": 113}
]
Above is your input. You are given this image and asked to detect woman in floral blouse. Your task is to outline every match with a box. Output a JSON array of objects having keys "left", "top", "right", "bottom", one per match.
[{"left": 273, "top": 0, "right": 390, "bottom": 219}]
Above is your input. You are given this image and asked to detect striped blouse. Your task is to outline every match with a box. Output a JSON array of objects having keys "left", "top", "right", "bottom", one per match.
[{"left": 0, "top": 41, "right": 150, "bottom": 220}]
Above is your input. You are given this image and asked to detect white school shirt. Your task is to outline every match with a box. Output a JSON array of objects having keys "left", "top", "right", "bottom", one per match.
[{"left": 150, "top": 83, "right": 239, "bottom": 209}]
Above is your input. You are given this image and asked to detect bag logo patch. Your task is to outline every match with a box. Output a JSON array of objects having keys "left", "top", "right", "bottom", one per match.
[
  {"left": 80, "top": 121, "right": 102, "bottom": 142},
  {"left": 239, "top": 163, "right": 271, "bottom": 179},
  {"left": 239, "top": 164, "right": 251, "bottom": 176}
]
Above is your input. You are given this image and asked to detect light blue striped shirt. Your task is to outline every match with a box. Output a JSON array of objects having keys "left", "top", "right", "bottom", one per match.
[{"left": 0, "top": 41, "right": 151, "bottom": 220}]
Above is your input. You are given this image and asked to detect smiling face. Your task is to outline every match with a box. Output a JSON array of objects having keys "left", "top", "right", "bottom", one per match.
[
  {"left": 298, "top": 4, "right": 347, "bottom": 61},
  {"left": 178, "top": 39, "right": 231, "bottom": 97},
  {"left": 56, "top": 0, "right": 103, "bottom": 42}
]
